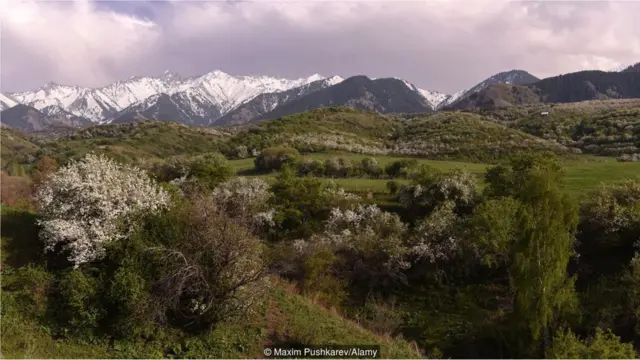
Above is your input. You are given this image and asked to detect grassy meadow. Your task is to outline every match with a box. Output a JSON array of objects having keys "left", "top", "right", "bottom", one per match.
[{"left": 229, "top": 152, "right": 640, "bottom": 197}]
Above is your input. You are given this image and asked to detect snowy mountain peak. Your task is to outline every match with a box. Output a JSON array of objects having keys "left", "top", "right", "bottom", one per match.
[
  {"left": 324, "top": 75, "right": 344, "bottom": 86},
  {"left": 395, "top": 77, "right": 450, "bottom": 110},
  {"left": 0, "top": 93, "right": 20, "bottom": 110},
  {"left": 5, "top": 69, "right": 339, "bottom": 123},
  {"left": 305, "top": 74, "right": 325, "bottom": 82}
]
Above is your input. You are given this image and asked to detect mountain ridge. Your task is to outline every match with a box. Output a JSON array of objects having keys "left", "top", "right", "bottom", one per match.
[{"left": 3, "top": 65, "right": 639, "bottom": 131}]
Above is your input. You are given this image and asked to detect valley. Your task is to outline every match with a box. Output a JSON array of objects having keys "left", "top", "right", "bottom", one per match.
[{"left": 1, "top": 87, "right": 639, "bottom": 360}]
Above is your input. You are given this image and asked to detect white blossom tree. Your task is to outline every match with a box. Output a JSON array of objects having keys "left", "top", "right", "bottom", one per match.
[
  {"left": 36, "top": 154, "right": 170, "bottom": 266},
  {"left": 298, "top": 205, "right": 410, "bottom": 289}
]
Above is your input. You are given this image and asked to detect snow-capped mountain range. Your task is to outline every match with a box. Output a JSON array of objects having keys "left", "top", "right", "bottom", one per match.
[
  {"left": 2, "top": 69, "right": 460, "bottom": 125},
  {"left": 5, "top": 71, "right": 342, "bottom": 123}
]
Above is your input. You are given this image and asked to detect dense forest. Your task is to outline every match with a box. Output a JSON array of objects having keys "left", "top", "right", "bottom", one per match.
[{"left": 1, "top": 107, "right": 639, "bottom": 359}]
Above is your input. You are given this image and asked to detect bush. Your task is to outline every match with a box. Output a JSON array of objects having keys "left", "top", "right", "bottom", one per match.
[
  {"left": 398, "top": 167, "right": 476, "bottom": 220},
  {"left": 0, "top": 171, "right": 33, "bottom": 209},
  {"left": 105, "top": 265, "right": 154, "bottom": 338},
  {"left": 617, "top": 153, "right": 640, "bottom": 162},
  {"left": 31, "top": 156, "right": 58, "bottom": 191},
  {"left": 301, "top": 248, "right": 348, "bottom": 309},
  {"left": 546, "top": 328, "right": 637, "bottom": 359},
  {"left": 254, "top": 147, "right": 300, "bottom": 173},
  {"left": 323, "top": 157, "right": 355, "bottom": 178},
  {"left": 360, "top": 158, "right": 383, "bottom": 178},
  {"left": 269, "top": 166, "right": 360, "bottom": 240},
  {"left": 36, "top": 154, "right": 170, "bottom": 266},
  {"left": 385, "top": 159, "right": 418, "bottom": 178},
  {"left": 50, "top": 269, "right": 103, "bottom": 337},
  {"left": 301, "top": 205, "right": 410, "bottom": 294},
  {"left": 296, "top": 158, "right": 325, "bottom": 177},
  {"left": 1, "top": 265, "right": 52, "bottom": 320},
  {"left": 153, "top": 153, "right": 234, "bottom": 190},
  {"left": 130, "top": 194, "right": 269, "bottom": 332},
  {"left": 211, "top": 177, "right": 273, "bottom": 225}
]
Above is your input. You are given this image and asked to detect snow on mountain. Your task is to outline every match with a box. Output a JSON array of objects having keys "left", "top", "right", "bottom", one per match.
[
  {"left": 6, "top": 70, "right": 334, "bottom": 124},
  {"left": 395, "top": 78, "right": 449, "bottom": 109},
  {"left": 216, "top": 75, "right": 346, "bottom": 126},
  {"left": 437, "top": 70, "right": 540, "bottom": 109},
  {"left": 0, "top": 93, "right": 20, "bottom": 110},
  {"left": 438, "top": 89, "right": 467, "bottom": 108}
]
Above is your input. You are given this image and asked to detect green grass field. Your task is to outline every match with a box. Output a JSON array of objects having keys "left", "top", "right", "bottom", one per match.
[{"left": 229, "top": 152, "right": 640, "bottom": 198}]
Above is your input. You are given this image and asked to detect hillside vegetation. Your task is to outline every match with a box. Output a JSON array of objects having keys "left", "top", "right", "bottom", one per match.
[
  {"left": 392, "top": 112, "right": 571, "bottom": 162},
  {"left": 1, "top": 207, "right": 419, "bottom": 358},
  {"left": 1, "top": 105, "right": 640, "bottom": 359},
  {"left": 221, "top": 107, "right": 399, "bottom": 156},
  {"left": 470, "top": 99, "right": 640, "bottom": 157},
  {"left": 33, "top": 121, "right": 230, "bottom": 166}
]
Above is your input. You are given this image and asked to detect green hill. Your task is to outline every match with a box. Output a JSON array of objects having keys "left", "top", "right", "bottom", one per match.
[
  {"left": 391, "top": 112, "right": 572, "bottom": 162},
  {"left": 36, "top": 121, "right": 230, "bottom": 166},
  {"left": 469, "top": 99, "right": 640, "bottom": 157},
  {"left": 222, "top": 107, "right": 400, "bottom": 156},
  {"left": 1, "top": 127, "right": 40, "bottom": 174}
]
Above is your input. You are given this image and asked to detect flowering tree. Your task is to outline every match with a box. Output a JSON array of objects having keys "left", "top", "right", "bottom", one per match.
[
  {"left": 297, "top": 205, "right": 410, "bottom": 291},
  {"left": 398, "top": 167, "right": 476, "bottom": 219},
  {"left": 211, "top": 177, "right": 275, "bottom": 229},
  {"left": 36, "top": 154, "right": 170, "bottom": 266}
]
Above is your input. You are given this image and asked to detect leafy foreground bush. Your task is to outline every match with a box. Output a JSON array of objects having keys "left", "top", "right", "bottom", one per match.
[
  {"left": 36, "top": 153, "right": 170, "bottom": 266},
  {"left": 115, "top": 193, "right": 270, "bottom": 333}
]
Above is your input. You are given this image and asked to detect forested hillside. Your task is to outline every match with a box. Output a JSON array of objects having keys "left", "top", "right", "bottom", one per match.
[{"left": 1, "top": 106, "right": 639, "bottom": 359}]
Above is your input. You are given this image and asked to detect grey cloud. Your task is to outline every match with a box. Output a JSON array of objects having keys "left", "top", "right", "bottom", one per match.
[{"left": 1, "top": 0, "right": 638, "bottom": 94}]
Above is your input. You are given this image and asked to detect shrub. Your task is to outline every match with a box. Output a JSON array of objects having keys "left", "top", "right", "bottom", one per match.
[
  {"left": 105, "top": 265, "right": 154, "bottom": 338},
  {"left": 323, "top": 157, "right": 355, "bottom": 178},
  {"left": 360, "top": 158, "right": 383, "bottom": 178},
  {"left": 385, "top": 159, "right": 418, "bottom": 178},
  {"left": 269, "top": 166, "right": 360, "bottom": 240},
  {"left": 153, "top": 153, "right": 234, "bottom": 191},
  {"left": 211, "top": 177, "right": 273, "bottom": 224},
  {"left": 0, "top": 171, "right": 33, "bottom": 209},
  {"left": 31, "top": 156, "right": 58, "bottom": 191},
  {"left": 309, "top": 205, "right": 410, "bottom": 293},
  {"left": 398, "top": 167, "right": 476, "bottom": 220},
  {"left": 185, "top": 153, "right": 234, "bottom": 190},
  {"left": 254, "top": 147, "right": 300, "bottom": 173},
  {"left": 50, "top": 269, "right": 103, "bottom": 337},
  {"left": 546, "top": 328, "right": 637, "bottom": 359},
  {"left": 36, "top": 154, "right": 170, "bottom": 266},
  {"left": 386, "top": 180, "right": 400, "bottom": 195},
  {"left": 617, "top": 153, "right": 640, "bottom": 162},
  {"left": 301, "top": 248, "right": 348, "bottom": 309},
  {"left": 408, "top": 201, "right": 463, "bottom": 265},
  {"left": 1, "top": 265, "right": 52, "bottom": 320},
  {"left": 131, "top": 195, "right": 268, "bottom": 332},
  {"left": 296, "top": 158, "right": 325, "bottom": 177}
]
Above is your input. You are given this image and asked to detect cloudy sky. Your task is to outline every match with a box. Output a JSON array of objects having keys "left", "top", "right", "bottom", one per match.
[{"left": 1, "top": 0, "right": 639, "bottom": 94}]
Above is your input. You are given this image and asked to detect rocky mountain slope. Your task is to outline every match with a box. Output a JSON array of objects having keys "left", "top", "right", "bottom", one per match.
[
  {"left": 450, "top": 65, "right": 640, "bottom": 109},
  {"left": 6, "top": 71, "right": 332, "bottom": 124},
  {"left": 255, "top": 76, "right": 435, "bottom": 121},
  {"left": 3, "top": 64, "right": 638, "bottom": 130},
  {"left": 0, "top": 104, "right": 90, "bottom": 132},
  {"left": 440, "top": 70, "right": 540, "bottom": 108}
]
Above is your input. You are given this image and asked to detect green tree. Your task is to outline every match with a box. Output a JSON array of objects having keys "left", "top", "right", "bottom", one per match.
[
  {"left": 254, "top": 147, "right": 300, "bottom": 173},
  {"left": 546, "top": 328, "right": 637, "bottom": 359},
  {"left": 478, "top": 153, "right": 579, "bottom": 355}
]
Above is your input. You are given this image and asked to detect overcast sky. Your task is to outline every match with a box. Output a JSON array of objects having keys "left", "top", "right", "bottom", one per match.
[{"left": 1, "top": 0, "right": 639, "bottom": 94}]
